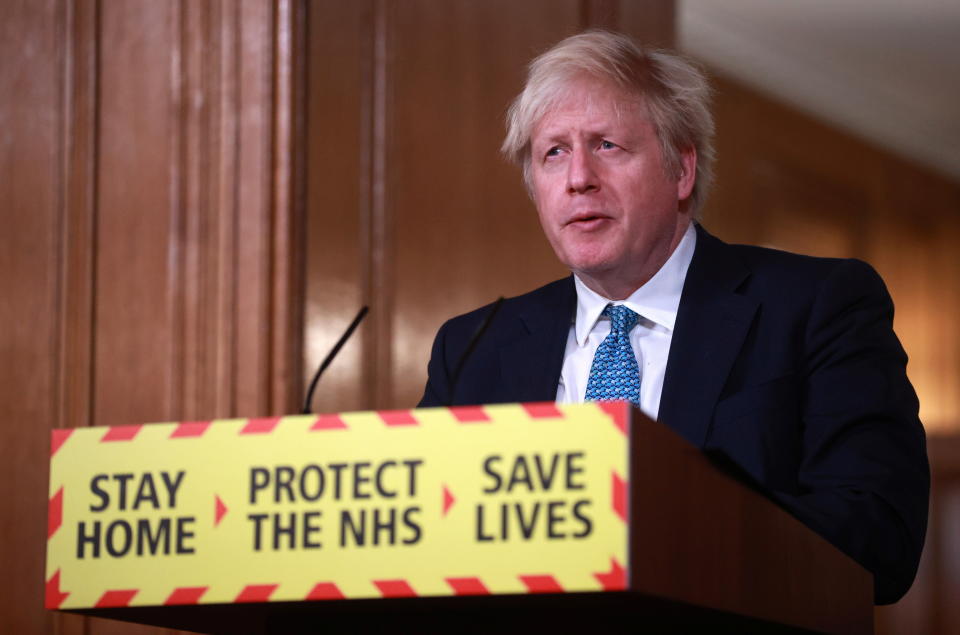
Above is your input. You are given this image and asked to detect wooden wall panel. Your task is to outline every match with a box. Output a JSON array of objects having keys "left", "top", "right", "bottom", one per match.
[
  {"left": 0, "top": 0, "right": 303, "bottom": 632},
  {"left": 870, "top": 213, "right": 941, "bottom": 429},
  {"left": 234, "top": 0, "right": 285, "bottom": 418},
  {"left": 56, "top": 4, "right": 101, "bottom": 633},
  {"left": 0, "top": 2, "right": 61, "bottom": 632},
  {"left": 749, "top": 160, "right": 866, "bottom": 258},
  {"left": 933, "top": 461, "right": 960, "bottom": 633},
  {"left": 617, "top": 0, "right": 676, "bottom": 47},
  {"left": 878, "top": 440, "right": 960, "bottom": 635},
  {"left": 93, "top": 0, "right": 178, "bottom": 428},
  {"left": 84, "top": 6, "right": 180, "bottom": 632},
  {"left": 870, "top": 159, "right": 960, "bottom": 432},
  {"left": 387, "top": 0, "right": 580, "bottom": 408},
  {"left": 267, "top": 0, "right": 305, "bottom": 417},
  {"left": 303, "top": 0, "right": 374, "bottom": 414}
]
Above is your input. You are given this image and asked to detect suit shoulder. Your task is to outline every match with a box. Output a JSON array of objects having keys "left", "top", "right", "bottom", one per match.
[
  {"left": 725, "top": 242, "right": 884, "bottom": 291},
  {"left": 729, "top": 242, "right": 842, "bottom": 273},
  {"left": 437, "top": 276, "right": 573, "bottom": 337}
]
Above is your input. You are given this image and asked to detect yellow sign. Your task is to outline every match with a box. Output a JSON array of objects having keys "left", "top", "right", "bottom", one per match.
[{"left": 46, "top": 402, "right": 630, "bottom": 609}]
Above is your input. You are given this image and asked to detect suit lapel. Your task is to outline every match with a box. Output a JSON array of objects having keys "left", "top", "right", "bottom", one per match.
[
  {"left": 499, "top": 277, "right": 575, "bottom": 403},
  {"left": 659, "top": 225, "right": 758, "bottom": 447}
]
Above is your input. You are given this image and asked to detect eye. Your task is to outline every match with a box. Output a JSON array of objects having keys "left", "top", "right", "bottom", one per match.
[
  {"left": 545, "top": 146, "right": 562, "bottom": 158},
  {"left": 599, "top": 139, "right": 617, "bottom": 151}
]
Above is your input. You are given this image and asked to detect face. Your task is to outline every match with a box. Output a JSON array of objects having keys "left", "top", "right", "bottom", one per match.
[{"left": 529, "top": 76, "right": 696, "bottom": 298}]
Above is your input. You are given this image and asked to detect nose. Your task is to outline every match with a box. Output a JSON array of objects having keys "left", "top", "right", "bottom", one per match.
[{"left": 566, "top": 146, "right": 599, "bottom": 194}]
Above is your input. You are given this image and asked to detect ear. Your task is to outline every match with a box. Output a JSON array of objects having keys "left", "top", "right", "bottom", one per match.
[{"left": 676, "top": 146, "right": 697, "bottom": 201}]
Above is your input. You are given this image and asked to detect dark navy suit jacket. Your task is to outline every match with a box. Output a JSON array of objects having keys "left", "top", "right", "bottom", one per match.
[{"left": 419, "top": 224, "right": 929, "bottom": 604}]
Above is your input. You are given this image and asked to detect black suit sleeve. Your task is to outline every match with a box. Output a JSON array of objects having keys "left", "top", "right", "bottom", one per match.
[
  {"left": 418, "top": 319, "right": 453, "bottom": 408},
  {"left": 773, "top": 259, "right": 929, "bottom": 604}
]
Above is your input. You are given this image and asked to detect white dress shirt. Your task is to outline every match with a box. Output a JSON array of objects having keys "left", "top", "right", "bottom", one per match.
[{"left": 555, "top": 223, "right": 697, "bottom": 420}]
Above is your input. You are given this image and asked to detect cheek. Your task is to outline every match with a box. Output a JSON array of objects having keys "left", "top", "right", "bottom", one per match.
[
  {"left": 531, "top": 178, "right": 550, "bottom": 209},
  {"left": 534, "top": 189, "right": 561, "bottom": 224},
  {"left": 538, "top": 212, "right": 564, "bottom": 251}
]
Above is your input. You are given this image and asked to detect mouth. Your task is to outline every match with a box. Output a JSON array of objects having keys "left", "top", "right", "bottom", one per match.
[{"left": 565, "top": 213, "right": 611, "bottom": 230}]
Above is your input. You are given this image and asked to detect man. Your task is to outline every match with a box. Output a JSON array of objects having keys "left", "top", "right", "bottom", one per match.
[{"left": 418, "top": 30, "right": 928, "bottom": 605}]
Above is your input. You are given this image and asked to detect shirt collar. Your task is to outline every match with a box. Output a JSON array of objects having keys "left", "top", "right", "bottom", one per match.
[{"left": 573, "top": 222, "right": 697, "bottom": 346}]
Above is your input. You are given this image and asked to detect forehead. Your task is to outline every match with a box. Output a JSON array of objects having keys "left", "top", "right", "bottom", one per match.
[{"left": 532, "top": 77, "right": 648, "bottom": 139}]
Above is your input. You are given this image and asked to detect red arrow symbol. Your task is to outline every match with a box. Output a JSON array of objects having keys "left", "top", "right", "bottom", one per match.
[
  {"left": 215, "top": 495, "right": 228, "bottom": 526},
  {"left": 442, "top": 485, "right": 455, "bottom": 517}
]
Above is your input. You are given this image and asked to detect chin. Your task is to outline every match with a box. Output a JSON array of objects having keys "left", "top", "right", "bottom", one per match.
[
  {"left": 566, "top": 259, "right": 619, "bottom": 280},
  {"left": 561, "top": 248, "right": 618, "bottom": 273}
]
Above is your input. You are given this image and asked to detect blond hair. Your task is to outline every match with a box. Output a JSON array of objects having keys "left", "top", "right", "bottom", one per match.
[{"left": 502, "top": 30, "right": 715, "bottom": 217}]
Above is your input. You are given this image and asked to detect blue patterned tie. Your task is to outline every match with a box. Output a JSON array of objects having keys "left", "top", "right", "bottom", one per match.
[{"left": 585, "top": 304, "right": 641, "bottom": 407}]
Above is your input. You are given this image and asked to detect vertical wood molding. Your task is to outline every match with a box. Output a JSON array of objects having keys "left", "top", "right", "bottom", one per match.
[
  {"left": 57, "top": 0, "right": 98, "bottom": 433},
  {"left": 231, "top": 0, "right": 305, "bottom": 417},
  {"left": 271, "top": 0, "right": 294, "bottom": 410},
  {"left": 56, "top": 2, "right": 98, "bottom": 632},
  {"left": 370, "top": 0, "right": 392, "bottom": 407},
  {"left": 269, "top": 0, "right": 305, "bottom": 414},
  {"left": 178, "top": 0, "right": 227, "bottom": 422},
  {"left": 180, "top": 0, "right": 303, "bottom": 419},
  {"left": 54, "top": 0, "right": 307, "bottom": 424},
  {"left": 168, "top": 0, "right": 187, "bottom": 420},
  {"left": 357, "top": 0, "right": 376, "bottom": 409},
  {"left": 233, "top": 0, "right": 272, "bottom": 416},
  {"left": 213, "top": 0, "right": 240, "bottom": 417}
]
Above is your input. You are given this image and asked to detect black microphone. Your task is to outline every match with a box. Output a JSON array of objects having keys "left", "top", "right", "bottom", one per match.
[
  {"left": 447, "top": 297, "right": 505, "bottom": 406},
  {"left": 302, "top": 306, "right": 369, "bottom": 414}
]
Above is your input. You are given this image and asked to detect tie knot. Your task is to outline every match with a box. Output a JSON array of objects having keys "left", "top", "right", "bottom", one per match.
[{"left": 602, "top": 304, "right": 639, "bottom": 332}]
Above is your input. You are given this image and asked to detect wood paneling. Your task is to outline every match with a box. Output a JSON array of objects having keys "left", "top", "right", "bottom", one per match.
[
  {"left": 1, "top": 0, "right": 302, "bottom": 632},
  {"left": 58, "top": 4, "right": 107, "bottom": 633},
  {"left": 94, "top": 0, "right": 178, "bottom": 428},
  {"left": 871, "top": 159, "right": 960, "bottom": 433},
  {"left": 303, "top": 0, "right": 375, "bottom": 414},
  {"left": 748, "top": 160, "right": 866, "bottom": 258},
  {"left": 877, "top": 441, "right": 960, "bottom": 634},
  {"left": 0, "top": 2, "right": 62, "bottom": 632},
  {"left": 387, "top": 0, "right": 581, "bottom": 408},
  {"left": 617, "top": 0, "right": 676, "bottom": 47}
]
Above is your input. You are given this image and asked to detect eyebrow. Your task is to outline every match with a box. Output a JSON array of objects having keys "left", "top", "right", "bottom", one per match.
[
  {"left": 534, "top": 131, "right": 569, "bottom": 146},
  {"left": 534, "top": 126, "right": 622, "bottom": 146}
]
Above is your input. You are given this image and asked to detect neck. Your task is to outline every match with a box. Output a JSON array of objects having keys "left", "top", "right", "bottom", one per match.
[{"left": 576, "top": 274, "right": 646, "bottom": 301}]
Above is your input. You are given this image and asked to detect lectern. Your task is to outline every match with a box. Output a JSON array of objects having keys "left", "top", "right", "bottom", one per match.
[{"left": 46, "top": 402, "right": 872, "bottom": 633}]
